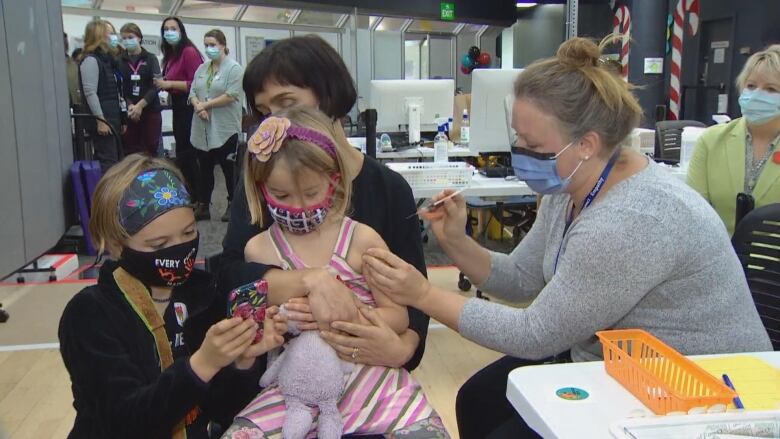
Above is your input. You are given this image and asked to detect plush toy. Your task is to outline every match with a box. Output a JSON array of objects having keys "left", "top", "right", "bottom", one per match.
[{"left": 259, "top": 308, "right": 353, "bottom": 439}]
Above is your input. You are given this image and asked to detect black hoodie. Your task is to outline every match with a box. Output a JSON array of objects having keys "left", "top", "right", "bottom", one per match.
[{"left": 58, "top": 261, "right": 262, "bottom": 438}]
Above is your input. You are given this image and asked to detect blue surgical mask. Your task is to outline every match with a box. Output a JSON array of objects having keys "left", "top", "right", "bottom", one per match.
[
  {"left": 123, "top": 37, "right": 139, "bottom": 50},
  {"left": 739, "top": 89, "right": 780, "bottom": 125},
  {"left": 205, "top": 46, "right": 221, "bottom": 60},
  {"left": 511, "top": 141, "right": 584, "bottom": 194},
  {"left": 108, "top": 34, "right": 120, "bottom": 48},
  {"left": 163, "top": 30, "right": 181, "bottom": 45}
]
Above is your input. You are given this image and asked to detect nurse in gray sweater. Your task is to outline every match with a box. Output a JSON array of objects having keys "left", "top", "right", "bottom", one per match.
[{"left": 362, "top": 37, "right": 771, "bottom": 439}]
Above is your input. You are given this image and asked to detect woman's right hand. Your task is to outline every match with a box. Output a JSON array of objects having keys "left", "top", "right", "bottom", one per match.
[
  {"left": 302, "top": 268, "right": 359, "bottom": 330},
  {"left": 190, "top": 317, "right": 257, "bottom": 382},
  {"left": 421, "top": 188, "right": 468, "bottom": 246},
  {"left": 96, "top": 119, "right": 111, "bottom": 136}
]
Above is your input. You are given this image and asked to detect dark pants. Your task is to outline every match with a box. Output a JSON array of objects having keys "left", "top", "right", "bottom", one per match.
[
  {"left": 123, "top": 109, "right": 161, "bottom": 156},
  {"left": 91, "top": 117, "right": 121, "bottom": 172},
  {"left": 171, "top": 94, "right": 200, "bottom": 202},
  {"left": 196, "top": 134, "right": 237, "bottom": 204},
  {"left": 456, "top": 354, "right": 570, "bottom": 439}
]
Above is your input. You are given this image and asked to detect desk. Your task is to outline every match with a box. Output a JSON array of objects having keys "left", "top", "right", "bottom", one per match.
[
  {"left": 376, "top": 146, "right": 477, "bottom": 160},
  {"left": 408, "top": 165, "right": 688, "bottom": 200},
  {"left": 410, "top": 174, "right": 534, "bottom": 199},
  {"left": 506, "top": 351, "right": 780, "bottom": 439}
]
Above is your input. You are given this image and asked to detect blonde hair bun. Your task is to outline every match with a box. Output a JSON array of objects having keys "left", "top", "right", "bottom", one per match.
[{"left": 556, "top": 37, "right": 602, "bottom": 69}]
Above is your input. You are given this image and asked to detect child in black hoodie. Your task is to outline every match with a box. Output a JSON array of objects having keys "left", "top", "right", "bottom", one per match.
[{"left": 59, "top": 154, "right": 286, "bottom": 439}]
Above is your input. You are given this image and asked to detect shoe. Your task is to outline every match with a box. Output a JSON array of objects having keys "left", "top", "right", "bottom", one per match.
[
  {"left": 221, "top": 202, "right": 231, "bottom": 222},
  {"left": 194, "top": 202, "right": 211, "bottom": 221}
]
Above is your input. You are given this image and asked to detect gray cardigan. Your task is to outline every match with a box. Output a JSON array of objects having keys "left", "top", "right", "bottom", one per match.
[{"left": 459, "top": 160, "right": 771, "bottom": 362}]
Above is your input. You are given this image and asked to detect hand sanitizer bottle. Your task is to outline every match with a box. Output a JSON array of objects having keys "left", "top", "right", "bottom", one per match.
[
  {"left": 460, "top": 109, "right": 470, "bottom": 145},
  {"left": 434, "top": 123, "right": 449, "bottom": 163}
]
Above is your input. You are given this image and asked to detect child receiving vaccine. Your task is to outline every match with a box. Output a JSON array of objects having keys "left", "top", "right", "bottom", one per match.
[{"left": 224, "top": 107, "right": 448, "bottom": 438}]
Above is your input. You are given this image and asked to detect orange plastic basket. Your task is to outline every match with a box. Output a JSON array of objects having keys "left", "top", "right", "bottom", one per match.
[{"left": 596, "top": 329, "right": 737, "bottom": 415}]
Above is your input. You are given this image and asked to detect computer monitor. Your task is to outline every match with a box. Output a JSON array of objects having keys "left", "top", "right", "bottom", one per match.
[
  {"left": 370, "top": 79, "right": 455, "bottom": 136},
  {"left": 470, "top": 68, "right": 523, "bottom": 154}
]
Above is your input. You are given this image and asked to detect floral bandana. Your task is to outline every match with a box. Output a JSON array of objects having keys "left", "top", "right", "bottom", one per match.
[
  {"left": 119, "top": 169, "right": 191, "bottom": 236},
  {"left": 247, "top": 116, "right": 338, "bottom": 162}
]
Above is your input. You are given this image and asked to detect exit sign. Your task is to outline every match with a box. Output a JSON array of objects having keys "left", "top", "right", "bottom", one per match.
[{"left": 440, "top": 2, "right": 455, "bottom": 21}]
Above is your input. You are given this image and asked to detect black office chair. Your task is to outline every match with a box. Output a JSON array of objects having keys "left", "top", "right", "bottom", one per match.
[
  {"left": 654, "top": 120, "right": 706, "bottom": 162},
  {"left": 732, "top": 203, "right": 780, "bottom": 351},
  {"left": 458, "top": 195, "right": 538, "bottom": 298}
]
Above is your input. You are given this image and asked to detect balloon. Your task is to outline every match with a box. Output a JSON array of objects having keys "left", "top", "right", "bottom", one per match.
[
  {"left": 460, "top": 65, "right": 472, "bottom": 75},
  {"left": 461, "top": 53, "right": 474, "bottom": 68},
  {"left": 477, "top": 52, "right": 491, "bottom": 67},
  {"left": 468, "top": 46, "right": 481, "bottom": 59}
]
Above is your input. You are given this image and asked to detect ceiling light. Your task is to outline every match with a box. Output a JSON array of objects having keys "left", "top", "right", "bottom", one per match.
[{"left": 516, "top": 2, "right": 538, "bottom": 8}]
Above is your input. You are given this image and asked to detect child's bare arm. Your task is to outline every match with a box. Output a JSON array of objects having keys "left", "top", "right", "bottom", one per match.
[
  {"left": 244, "top": 232, "right": 311, "bottom": 305},
  {"left": 351, "top": 224, "right": 409, "bottom": 334}
]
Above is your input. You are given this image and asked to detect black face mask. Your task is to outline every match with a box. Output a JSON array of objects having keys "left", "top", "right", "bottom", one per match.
[{"left": 119, "top": 235, "right": 199, "bottom": 287}]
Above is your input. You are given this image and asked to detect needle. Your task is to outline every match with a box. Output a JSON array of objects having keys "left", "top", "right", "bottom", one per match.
[{"left": 405, "top": 188, "right": 467, "bottom": 219}]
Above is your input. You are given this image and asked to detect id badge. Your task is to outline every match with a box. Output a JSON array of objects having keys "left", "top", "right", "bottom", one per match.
[
  {"left": 119, "top": 98, "right": 128, "bottom": 112},
  {"left": 158, "top": 90, "right": 169, "bottom": 106},
  {"left": 132, "top": 85, "right": 140, "bottom": 96},
  {"left": 130, "top": 74, "right": 141, "bottom": 81}
]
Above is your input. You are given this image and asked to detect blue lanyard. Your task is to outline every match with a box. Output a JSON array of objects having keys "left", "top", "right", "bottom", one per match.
[{"left": 553, "top": 150, "right": 621, "bottom": 273}]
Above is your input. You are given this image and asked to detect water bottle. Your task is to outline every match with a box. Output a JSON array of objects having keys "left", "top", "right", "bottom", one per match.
[
  {"left": 447, "top": 116, "right": 454, "bottom": 137},
  {"left": 460, "top": 109, "right": 470, "bottom": 145},
  {"left": 434, "top": 124, "right": 449, "bottom": 163}
]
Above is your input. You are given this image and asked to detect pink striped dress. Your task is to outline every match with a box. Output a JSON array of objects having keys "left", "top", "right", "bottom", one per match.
[{"left": 233, "top": 217, "right": 446, "bottom": 439}]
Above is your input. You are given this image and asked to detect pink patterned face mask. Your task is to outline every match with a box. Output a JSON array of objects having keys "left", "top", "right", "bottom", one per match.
[{"left": 261, "top": 184, "right": 336, "bottom": 234}]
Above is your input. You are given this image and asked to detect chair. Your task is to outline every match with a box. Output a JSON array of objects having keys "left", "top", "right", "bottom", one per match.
[
  {"left": 458, "top": 195, "right": 537, "bottom": 298},
  {"left": 732, "top": 203, "right": 780, "bottom": 351},
  {"left": 654, "top": 120, "right": 706, "bottom": 162}
]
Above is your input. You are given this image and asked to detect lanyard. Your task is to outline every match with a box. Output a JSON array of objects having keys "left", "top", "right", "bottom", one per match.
[
  {"left": 206, "top": 63, "right": 217, "bottom": 91},
  {"left": 129, "top": 59, "right": 146, "bottom": 77},
  {"left": 553, "top": 150, "right": 621, "bottom": 273}
]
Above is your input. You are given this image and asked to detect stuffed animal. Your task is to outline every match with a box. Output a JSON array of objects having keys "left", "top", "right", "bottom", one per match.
[{"left": 259, "top": 308, "right": 353, "bottom": 439}]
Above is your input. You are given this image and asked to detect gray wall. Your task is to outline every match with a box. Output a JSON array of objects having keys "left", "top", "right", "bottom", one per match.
[
  {"left": 0, "top": 0, "right": 73, "bottom": 277},
  {"left": 513, "top": 5, "right": 565, "bottom": 68},
  {"left": 373, "top": 30, "right": 403, "bottom": 79},
  {"left": 578, "top": 0, "right": 668, "bottom": 128},
  {"left": 429, "top": 36, "right": 453, "bottom": 79},
  {"left": 673, "top": 0, "right": 780, "bottom": 120}
]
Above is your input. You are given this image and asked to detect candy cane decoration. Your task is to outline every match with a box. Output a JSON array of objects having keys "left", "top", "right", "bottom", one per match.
[
  {"left": 669, "top": 0, "right": 700, "bottom": 120},
  {"left": 612, "top": 4, "right": 631, "bottom": 80}
]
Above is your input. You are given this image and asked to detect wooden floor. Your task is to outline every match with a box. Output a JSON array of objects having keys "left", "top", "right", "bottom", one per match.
[{"left": 0, "top": 267, "right": 504, "bottom": 438}]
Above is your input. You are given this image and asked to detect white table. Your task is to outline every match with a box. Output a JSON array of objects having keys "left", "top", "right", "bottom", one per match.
[
  {"left": 506, "top": 351, "right": 780, "bottom": 439},
  {"left": 411, "top": 174, "right": 534, "bottom": 199},
  {"left": 376, "top": 145, "right": 477, "bottom": 160},
  {"left": 409, "top": 165, "right": 688, "bottom": 200}
]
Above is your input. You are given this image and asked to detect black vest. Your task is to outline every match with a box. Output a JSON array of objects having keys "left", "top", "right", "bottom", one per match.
[{"left": 79, "top": 50, "right": 122, "bottom": 130}]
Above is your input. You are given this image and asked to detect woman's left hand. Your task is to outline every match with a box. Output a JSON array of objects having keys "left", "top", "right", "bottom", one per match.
[
  {"left": 153, "top": 78, "right": 170, "bottom": 90},
  {"left": 320, "top": 306, "right": 413, "bottom": 368},
  {"left": 363, "top": 248, "right": 431, "bottom": 307},
  {"left": 193, "top": 101, "right": 207, "bottom": 113}
]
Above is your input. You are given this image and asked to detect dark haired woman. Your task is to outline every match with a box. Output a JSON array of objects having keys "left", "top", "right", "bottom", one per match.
[
  {"left": 154, "top": 16, "right": 206, "bottom": 219},
  {"left": 223, "top": 34, "right": 429, "bottom": 376}
]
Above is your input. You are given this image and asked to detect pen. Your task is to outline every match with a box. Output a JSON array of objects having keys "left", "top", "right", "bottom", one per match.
[
  {"left": 406, "top": 188, "right": 467, "bottom": 219},
  {"left": 721, "top": 374, "right": 744, "bottom": 409}
]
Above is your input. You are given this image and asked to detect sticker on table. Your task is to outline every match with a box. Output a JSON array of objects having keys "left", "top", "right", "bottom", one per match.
[{"left": 555, "top": 387, "right": 589, "bottom": 401}]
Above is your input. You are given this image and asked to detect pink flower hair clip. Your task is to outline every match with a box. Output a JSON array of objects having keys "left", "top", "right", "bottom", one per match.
[
  {"left": 248, "top": 116, "right": 338, "bottom": 162},
  {"left": 248, "top": 117, "right": 291, "bottom": 163}
]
